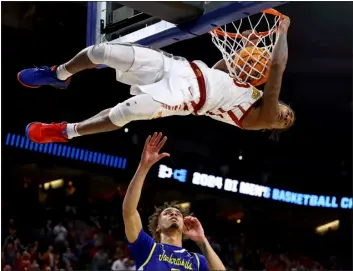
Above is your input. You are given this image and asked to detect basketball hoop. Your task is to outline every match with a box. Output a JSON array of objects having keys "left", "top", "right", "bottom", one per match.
[{"left": 210, "top": 9, "right": 285, "bottom": 86}]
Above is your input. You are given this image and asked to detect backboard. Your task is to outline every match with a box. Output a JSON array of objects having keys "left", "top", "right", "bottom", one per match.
[{"left": 86, "top": 1, "right": 286, "bottom": 49}]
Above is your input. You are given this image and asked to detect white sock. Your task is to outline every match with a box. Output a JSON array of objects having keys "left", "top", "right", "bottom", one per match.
[
  {"left": 66, "top": 123, "right": 80, "bottom": 139},
  {"left": 56, "top": 64, "right": 72, "bottom": 81}
]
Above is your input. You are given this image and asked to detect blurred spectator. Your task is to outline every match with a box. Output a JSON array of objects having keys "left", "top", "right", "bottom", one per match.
[
  {"left": 111, "top": 248, "right": 135, "bottom": 271},
  {"left": 43, "top": 220, "right": 53, "bottom": 236},
  {"left": 39, "top": 245, "right": 54, "bottom": 270},
  {"left": 54, "top": 252, "right": 71, "bottom": 271},
  {"left": 111, "top": 258, "right": 136, "bottom": 270},
  {"left": 28, "top": 260, "right": 40, "bottom": 271},
  {"left": 66, "top": 221, "right": 77, "bottom": 249},
  {"left": 39, "top": 220, "right": 54, "bottom": 252},
  {"left": 18, "top": 251, "right": 32, "bottom": 270},
  {"left": 53, "top": 222, "right": 67, "bottom": 253},
  {"left": 29, "top": 241, "right": 39, "bottom": 261},
  {"left": 3, "top": 220, "right": 18, "bottom": 248},
  {"left": 92, "top": 248, "right": 109, "bottom": 271},
  {"left": 63, "top": 247, "right": 78, "bottom": 262},
  {"left": 104, "top": 229, "right": 116, "bottom": 256},
  {"left": 2, "top": 242, "right": 17, "bottom": 268},
  {"left": 111, "top": 248, "right": 125, "bottom": 270},
  {"left": 124, "top": 259, "right": 136, "bottom": 271}
]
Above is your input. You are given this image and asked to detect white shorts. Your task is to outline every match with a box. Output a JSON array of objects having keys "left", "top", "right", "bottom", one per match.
[
  {"left": 105, "top": 43, "right": 201, "bottom": 127},
  {"left": 106, "top": 43, "right": 201, "bottom": 107}
]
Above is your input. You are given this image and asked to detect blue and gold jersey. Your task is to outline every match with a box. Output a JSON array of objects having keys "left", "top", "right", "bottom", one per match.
[{"left": 128, "top": 230, "right": 208, "bottom": 271}]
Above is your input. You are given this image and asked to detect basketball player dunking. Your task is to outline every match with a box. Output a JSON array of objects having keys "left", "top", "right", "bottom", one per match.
[
  {"left": 18, "top": 17, "right": 293, "bottom": 144},
  {"left": 123, "top": 132, "right": 225, "bottom": 271}
]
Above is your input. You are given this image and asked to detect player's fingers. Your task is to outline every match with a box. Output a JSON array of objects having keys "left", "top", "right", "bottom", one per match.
[
  {"left": 183, "top": 217, "right": 190, "bottom": 222},
  {"left": 151, "top": 132, "right": 159, "bottom": 145},
  {"left": 154, "top": 132, "right": 163, "bottom": 145},
  {"left": 183, "top": 220, "right": 190, "bottom": 226},
  {"left": 190, "top": 217, "right": 198, "bottom": 226},
  {"left": 150, "top": 132, "right": 158, "bottom": 145},
  {"left": 144, "top": 135, "right": 152, "bottom": 147},
  {"left": 184, "top": 217, "right": 192, "bottom": 226},
  {"left": 187, "top": 218, "right": 195, "bottom": 226},
  {"left": 183, "top": 220, "right": 191, "bottom": 229},
  {"left": 156, "top": 136, "right": 168, "bottom": 150},
  {"left": 157, "top": 153, "right": 170, "bottom": 162}
]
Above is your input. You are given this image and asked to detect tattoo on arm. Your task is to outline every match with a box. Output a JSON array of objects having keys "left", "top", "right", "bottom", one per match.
[
  {"left": 260, "top": 31, "right": 288, "bottom": 122},
  {"left": 271, "top": 32, "right": 288, "bottom": 65},
  {"left": 264, "top": 32, "right": 288, "bottom": 98}
]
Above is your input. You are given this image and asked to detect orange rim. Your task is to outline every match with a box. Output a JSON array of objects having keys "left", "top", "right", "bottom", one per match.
[{"left": 209, "top": 8, "right": 285, "bottom": 39}]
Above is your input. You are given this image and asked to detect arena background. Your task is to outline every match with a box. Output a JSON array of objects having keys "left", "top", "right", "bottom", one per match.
[{"left": 1, "top": 1, "right": 352, "bottom": 270}]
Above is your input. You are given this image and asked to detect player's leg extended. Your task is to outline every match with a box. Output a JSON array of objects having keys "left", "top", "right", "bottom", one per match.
[
  {"left": 17, "top": 43, "right": 135, "bottom": 89},
  {"left": 26, "top": 94, "right": 163, "bottom": 144}
]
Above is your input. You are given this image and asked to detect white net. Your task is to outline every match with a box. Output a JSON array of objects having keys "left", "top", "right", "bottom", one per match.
[{"left": 210, "top": 9, "right": 283, "bottom": 86}]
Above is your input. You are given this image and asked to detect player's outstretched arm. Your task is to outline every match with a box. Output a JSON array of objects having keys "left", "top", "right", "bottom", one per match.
[
  {"left": 122, "top": 132, "right": 170, "bottom": 243},
  {"left": 260, "top": 16, "right": 290, "bottom": 123}
]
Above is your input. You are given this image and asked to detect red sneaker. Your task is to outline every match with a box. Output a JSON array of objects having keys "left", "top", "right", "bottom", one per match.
[{"left": 25, "top": 122, "right": 69, "bottom": 144}]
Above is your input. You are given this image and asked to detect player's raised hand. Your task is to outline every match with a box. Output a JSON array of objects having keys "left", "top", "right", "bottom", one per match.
[
  {"left": 183, "top": 216, "right": 206, "bottom": 243},
  {"left": 140, "top": 132, "right": 170, "bottom": 169},
  {"left": 242, "top": 30, "right": 259, "bottom": 39},
  {"left": 241, "top": 30, "right": 259, "bottom": 46},
  {"left": 242, "top": 30, "right": 253, "bottom": 38}
]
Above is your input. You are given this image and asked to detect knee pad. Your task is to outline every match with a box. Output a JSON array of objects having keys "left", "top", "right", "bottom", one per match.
[
  {"left": 87, "top": 43, "right": 134, "bottom": 71},
  {"left": 108, "top": 103, "right": 129, "bottom": 127},
  {"left": 86, "top": 43, "right": 108, "bottom": 65}
]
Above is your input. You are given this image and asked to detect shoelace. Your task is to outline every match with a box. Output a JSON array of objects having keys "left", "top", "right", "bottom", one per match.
[
  {"left": 33, "top": 65, "right": 50, "bottom": 71},
  {"left": 32, "top": 65, "right": 64, "bottom": 83},
  {"left": 33, "top": 65, "right": 58, "bottom": 77}
]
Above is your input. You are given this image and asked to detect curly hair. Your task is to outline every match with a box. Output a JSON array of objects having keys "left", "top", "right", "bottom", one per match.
[{"left": 148, "top": 202, "right": 190, "bottom": 243}]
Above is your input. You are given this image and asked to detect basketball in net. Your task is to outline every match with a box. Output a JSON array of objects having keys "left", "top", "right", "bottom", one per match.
[
  {"left": 234, "top": 46, "right": 271, "bottom": 86},
  {"left": 210, "top": 9, "right": 284, "bottom": 86}
]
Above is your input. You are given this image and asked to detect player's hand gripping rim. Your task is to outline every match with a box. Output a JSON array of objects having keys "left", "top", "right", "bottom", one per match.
[{"left": 278, "top": 15, "right": 290, "bottom": 33}]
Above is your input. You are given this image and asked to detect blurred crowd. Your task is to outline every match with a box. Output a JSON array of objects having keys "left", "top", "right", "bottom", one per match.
[
  {"left": 1, "top": 181, "right": 349, "bottom": 271},
  {"left": 2, "top": 213, "right": 342, "bottom": 271},
  {"left": 2, "top": 216, "right": 135, "bottom": 271}
]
